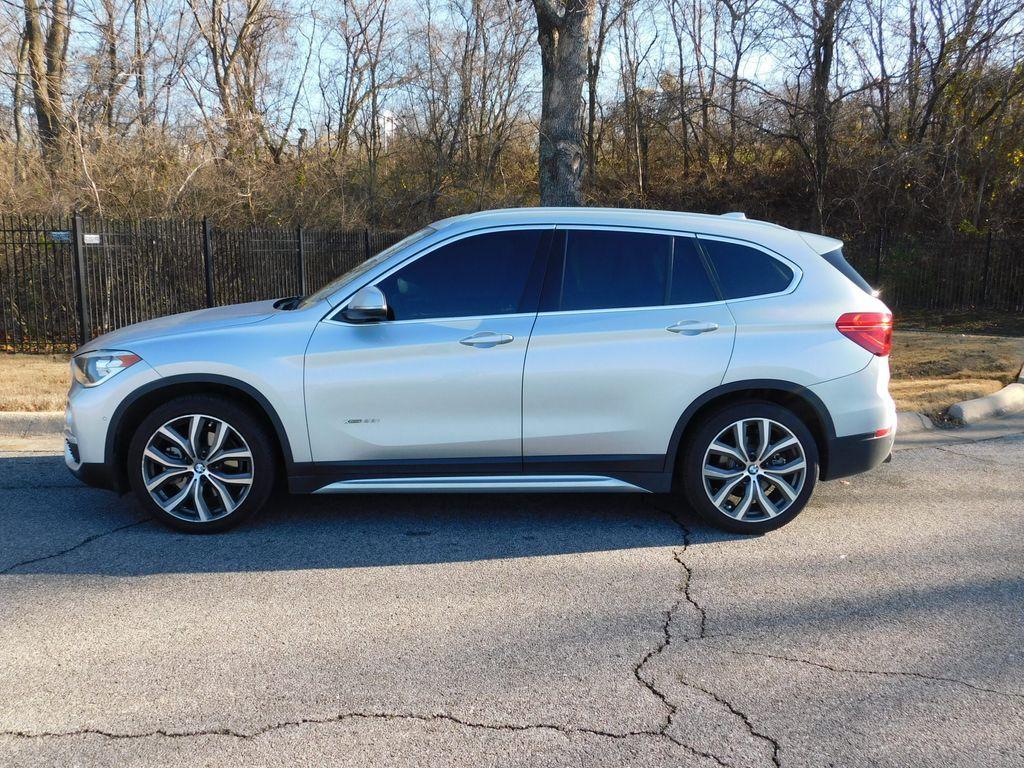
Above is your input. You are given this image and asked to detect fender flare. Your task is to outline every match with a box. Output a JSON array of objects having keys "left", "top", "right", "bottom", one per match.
[
  {"left": 105, "top": 373, "right": 296, "bottom": 468},
  {"left": 664, "top": 378, "right": 837, "bottom": 471}
]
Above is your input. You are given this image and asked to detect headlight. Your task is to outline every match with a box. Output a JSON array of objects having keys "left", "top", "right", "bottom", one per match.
[{"left": 71, "top": 350, "right": 142, "bottom": 387}]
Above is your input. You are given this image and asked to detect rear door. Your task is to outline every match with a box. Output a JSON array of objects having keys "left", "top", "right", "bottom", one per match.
[{"left": 522, "top": 228, "right": 736, "bottom": 471}]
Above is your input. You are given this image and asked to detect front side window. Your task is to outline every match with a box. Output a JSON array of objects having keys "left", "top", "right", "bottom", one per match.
[
  {"left": 298, "top": 226, "right": 435, "bottom": 309},
  {"left": 376, "top": 229, "right": 545, "bottom": 321},
  {"left": 699, "top": 238, "right": 794, "bottom": 299}
]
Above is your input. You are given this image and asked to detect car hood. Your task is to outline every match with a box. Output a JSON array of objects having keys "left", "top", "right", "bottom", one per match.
[{"left": 77, "top": 300, "right": 278, "bottom": 353}]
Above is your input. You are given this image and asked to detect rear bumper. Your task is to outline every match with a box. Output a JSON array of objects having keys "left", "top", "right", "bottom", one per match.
[{"left": 821, "top": 430, "right": 894, "bottom": 480}]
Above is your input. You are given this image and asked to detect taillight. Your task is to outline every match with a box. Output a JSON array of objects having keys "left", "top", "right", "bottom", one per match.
[{"left": 836, "top": 312, "right": 893, "bottom": 356}]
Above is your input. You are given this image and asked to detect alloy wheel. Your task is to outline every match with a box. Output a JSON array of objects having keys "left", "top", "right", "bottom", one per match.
[
  {"left": 140, "top": 414, "right": 254, "bottom": 523},
  {"left": 701, "top": 417, "right": 807, "bottom": 522}
]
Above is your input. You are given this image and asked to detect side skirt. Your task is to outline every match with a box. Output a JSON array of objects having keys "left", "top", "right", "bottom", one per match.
[
  {"left": 287, "top": 455, "right": 673, "bottom": 494},
  {"left": 312, "top": 475, "right": 651, "bottom": 494}
]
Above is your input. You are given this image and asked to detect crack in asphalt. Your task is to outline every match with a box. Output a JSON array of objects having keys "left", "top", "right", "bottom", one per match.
[
  {"left": 641, "top": 500, "right": 783, "bottom": 768},
  {"left": 726, "top": 649, "right": 1024, "bottom": 701},
  {"left": 931, "top": 444, "right": 1012, "bottom": 467},
  {"left": 0, "top": 519, "right": 150, "bottom": 575},
  {"left": 0, "top": 711, "right": 730, "bottom": 764}
]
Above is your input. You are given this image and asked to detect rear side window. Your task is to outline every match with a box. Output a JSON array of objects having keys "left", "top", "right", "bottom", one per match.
[
  {"left": 700, "top": 238, "right": 794, "bottom": 299},
  {"left": 669, "top": 237, "right": 718, "bottom": 305},
  {"left": 558, "top": 230, "right": 670, "bottom": 311},
  {"left": 822, "top": 248, "right": 874, "bottom": 294},
  {"left": 377, "top": 229, "right": 544, "bottom": 320}
]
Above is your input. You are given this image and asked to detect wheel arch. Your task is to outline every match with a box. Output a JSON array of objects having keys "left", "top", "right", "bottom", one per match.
[
  {"left": 106, "top": 374, "right": 294, "bottom": 492},
  {"left": 666, "top": 379, "right": 837, "bottom": 484}
]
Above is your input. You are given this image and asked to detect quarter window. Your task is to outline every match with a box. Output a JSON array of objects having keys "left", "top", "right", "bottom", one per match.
[
  {"left": 376, "top": 230, "right": 545, "bottom": 321},
  {"left": 699, "top": 238, "right": 794, "bottom": 299}
]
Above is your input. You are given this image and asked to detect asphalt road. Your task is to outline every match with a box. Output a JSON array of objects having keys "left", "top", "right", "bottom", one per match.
[{"left": 1, "top": 420, "right": 1022, "bottom": 767}]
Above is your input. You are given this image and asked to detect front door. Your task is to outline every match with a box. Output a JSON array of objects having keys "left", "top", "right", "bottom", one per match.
[
  {"left": 304, "top": 227, "right": 551, "bottom": 468},
  {"left": 523, "top": 228, "right": 736, "bottom": 470}
]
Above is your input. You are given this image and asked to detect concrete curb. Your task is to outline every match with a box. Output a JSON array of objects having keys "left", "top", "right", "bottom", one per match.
[
  {"left": 896, "top": 411, "right": 935, "bottom": 434},
  {"left": 0, "top": 411, "right": 64, "bottom": 438},
  {"left": 948, "top": 382, "right": 1024, "bottom": 424}
]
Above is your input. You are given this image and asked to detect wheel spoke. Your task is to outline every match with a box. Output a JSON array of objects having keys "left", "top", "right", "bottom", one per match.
[
  {"left": 193, "top": 477, "right": 211, "bottom": 522},
  {"left": 205, "top": 474, "right": 237, "bottom": 514},
  {"left": 763, "top": 474, "right": 799, "bottom": 502},
  {"left": 188, "top": 415, "right": 205, "bottom": 459},
  {"left": 160, "top": 475, "right": 195, "bottom": 513},
  {"left": 208, "top": 469, "right": 252, "bottom": 486},
  {"left": 158, "top": 425, "right": 193, "bottom": 461},
  {"left": 703, "top": 464, "right": 745, "bottom": 480},
  {"left": 753, "top": 477, "right": 780, "bottom": 518},
  {"left": 144, "top": 445, "right": 189, "bottom": 469},
  {"left": 709, "top": 440, "right": 746, "bottom": 465},
  {"left": 732, "top": 477, "right": 755, "bottom": 520},
  {"left": 209, "top": 447, "right": 251, "bottom": 464},
  {"left": 763, "top": 458, "right": 806, "bottom": 476},
  {"left": 146, "top": 466, "right": 191, "bottom": 491},
  {"left": 712, "top": 475, "right": 747, "bottom": 508},
  {"left": 207, "top": 420, "right": 228, "bottom": 460},
  {"left": 733, "top": 421, "right": 749, "bottom": 460},
  {"left": 763, "top": 436, "right": 798, "bottom": 460},
  {"left": 755, "top": 419, "right": 771, "bottom": 462}
]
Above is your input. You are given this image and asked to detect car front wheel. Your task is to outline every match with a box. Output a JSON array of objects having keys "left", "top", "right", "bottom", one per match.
[
  {"left": 680, "top": 401, "right": 819, "bottom": 534},
  {"left": 127, "top": 396, "right": 276, "bottom": 533}
]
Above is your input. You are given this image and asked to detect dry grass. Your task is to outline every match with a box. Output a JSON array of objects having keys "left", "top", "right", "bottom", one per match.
[
  {"left": 889, "top": 330, "right": 1024, "bottom": 416},
  {"left": 1, "top": 329, "right": 1021, "bottom": 416},
  {"left": 0, "top": 354, "right": 70, "bottom": 412}
]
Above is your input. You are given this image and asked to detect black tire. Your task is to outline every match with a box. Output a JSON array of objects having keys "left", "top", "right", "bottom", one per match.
[
  {"left": 127, "top": 395, "right": 277, "bottom": 533},
  {"left": 679, "top": 401, "right": 819, "bottom": 534}
]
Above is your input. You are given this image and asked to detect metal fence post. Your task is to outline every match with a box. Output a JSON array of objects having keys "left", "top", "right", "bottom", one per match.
[
  {"left": 980, "top": 229, "right": 993, "bottom": 307},
  {"left": 873, "top": 226, "right": 883, "bottom": 286},
  {"left": 71, "top": 214, "right": 91, "bottom": 346},
  {"left": 363, "top": 227, "right": 371, "bottom": 261},
  {"left": 202, "top": 217, "right": 215, "bottom": 308},
  {"left": 296, "top": 225, "right": 307, "bottom": 295}
]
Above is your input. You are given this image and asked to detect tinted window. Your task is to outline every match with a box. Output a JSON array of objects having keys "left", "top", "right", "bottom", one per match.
[
  {"left": 558, "top": 230, "right": 670, "bottom": 311},
  {"left": 822, "top": 248, "right": 873, "bottom": 294},
  {"left": 700, "top": 238, "right": 794, "bottom": 299},
  {"left": 669, "top": 237, "right": 718, "bottom": 305},
  {"left": 377, "top": 230, "right": 544, "bottom": 320}
]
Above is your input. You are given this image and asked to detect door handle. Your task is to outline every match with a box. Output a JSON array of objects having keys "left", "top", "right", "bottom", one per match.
[
  {"left": 666, "top": 320, "right": 719, "bottom": 335},
  {"left": 459, "top": 332, "right": 515, "bottom": 348}
]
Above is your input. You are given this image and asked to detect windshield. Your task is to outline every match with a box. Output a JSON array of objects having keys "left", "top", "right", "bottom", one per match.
[{"left": 297, "top": 226, "right": 435, "bottom": 309}]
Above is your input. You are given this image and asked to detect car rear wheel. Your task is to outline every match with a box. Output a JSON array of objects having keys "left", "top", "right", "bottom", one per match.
[
  {"left": 680, "top": 401, "right": 818, "bottom": 534},
  {"left": 127, "top": 396, "right": 276, "bottom": 533}
]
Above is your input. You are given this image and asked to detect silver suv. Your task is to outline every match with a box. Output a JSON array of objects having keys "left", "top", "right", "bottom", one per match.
[{"left": 65, "top": 208, "right": 896, "bottom": 534}]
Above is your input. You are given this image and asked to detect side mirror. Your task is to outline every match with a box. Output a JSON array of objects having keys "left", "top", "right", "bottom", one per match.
[{"left": 343, "top": 285, "right": 389, "bottom": 323}]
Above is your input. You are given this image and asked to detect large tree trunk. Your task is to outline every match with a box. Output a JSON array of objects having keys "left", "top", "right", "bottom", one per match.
[
  {"left": 533, "top": 0, "right": 595, "bottom": 206},
  {"left": 23, "top": 0, "right": 70, "bottom": 164}
]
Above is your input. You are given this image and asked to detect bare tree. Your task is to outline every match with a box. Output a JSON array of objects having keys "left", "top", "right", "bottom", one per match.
[
  {"left": 532, "top": 0, "right": 597, "bottom": 205},
  {"left": 22, "top": 0, "right": 70, "bottom": 162}
]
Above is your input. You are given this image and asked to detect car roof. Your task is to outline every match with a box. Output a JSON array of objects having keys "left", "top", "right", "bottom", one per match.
[{"left": 431, "top": 207, "right": 843, "bottom": 255}]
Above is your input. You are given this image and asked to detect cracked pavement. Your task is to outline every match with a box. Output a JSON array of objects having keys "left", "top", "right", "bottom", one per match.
[{"left": 1, "top": 421, "right": 1022, "bottom": 767}]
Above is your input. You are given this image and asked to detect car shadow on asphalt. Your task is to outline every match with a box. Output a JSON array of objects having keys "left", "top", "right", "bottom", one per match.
[{"left": 0, "top": 454, "right": 744, "bottom": 576}]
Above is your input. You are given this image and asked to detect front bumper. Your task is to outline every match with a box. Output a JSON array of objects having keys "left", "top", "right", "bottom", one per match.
[{"left": 64, "top": 359, "right": 161, "bottom": 490}]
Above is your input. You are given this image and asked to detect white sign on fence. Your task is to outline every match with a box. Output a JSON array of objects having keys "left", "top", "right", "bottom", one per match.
[{"left": 83, "top": 234, "right": 101, "bottom": 245}]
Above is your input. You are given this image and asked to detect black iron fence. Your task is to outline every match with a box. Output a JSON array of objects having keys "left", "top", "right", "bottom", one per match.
[
  {"left": 1, "top": 215, "right": 1021, "bottom": 353},
  {"left": 1, "top": 215, "right": 405, "bottom": 352}
]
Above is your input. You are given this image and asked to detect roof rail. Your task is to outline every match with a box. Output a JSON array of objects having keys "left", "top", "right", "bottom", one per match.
[{"left": 720, "top": 212, "right": 747, "bottom": 220}]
